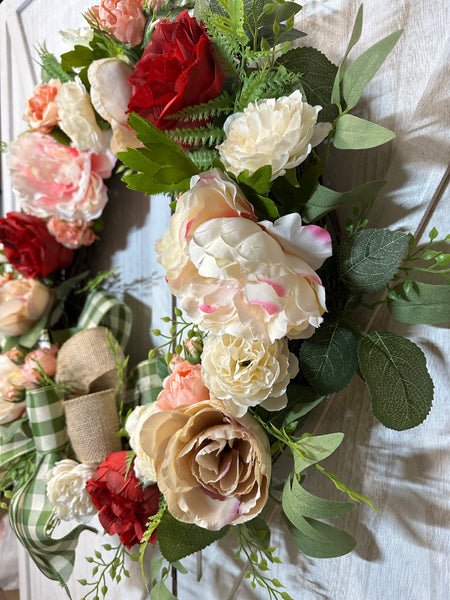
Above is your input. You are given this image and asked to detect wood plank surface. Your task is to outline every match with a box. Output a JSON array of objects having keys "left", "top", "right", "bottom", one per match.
[{"left": 1, "top": 1, "right": 449, "bottom": 599}]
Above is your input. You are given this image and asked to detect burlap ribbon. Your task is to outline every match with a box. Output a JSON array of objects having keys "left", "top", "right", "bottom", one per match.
[{"left": 56, "top": 326, "right": 122, "bottom": 464}]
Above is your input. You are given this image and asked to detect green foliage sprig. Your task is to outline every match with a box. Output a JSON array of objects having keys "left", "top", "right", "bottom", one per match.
[{"left": 149, "top": 307, "right": 204, "bottom": 365}]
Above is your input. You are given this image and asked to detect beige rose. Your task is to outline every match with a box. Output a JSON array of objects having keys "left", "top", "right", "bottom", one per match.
[
  {"left": 201, "top": 334, "right": 298, "bottom": 417},
  {"left": 125, "top": 403, "right": 160, "bottom": 484},
  {"left": 139, "top": 399, "right": 271, "bottom": 530},
  {"left": 217, "top": 90, "right": 332, "bottom": 180},
  {"left": 0, "top": 278, "right": 51, "bottom": 337}
]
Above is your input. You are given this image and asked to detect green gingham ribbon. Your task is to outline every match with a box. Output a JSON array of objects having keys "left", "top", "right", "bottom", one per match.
[
  {"left": 126, "top": 356, "right": 167, "bottom": 407},
  {"left": 9, "top": 387, "right": 95, "bottom": 593},
  {"left": 77, "top": 289, "right": 133, "bottom": 348},
  {"left": 0, "top": 417, "right": 35, "bottom": 479}
]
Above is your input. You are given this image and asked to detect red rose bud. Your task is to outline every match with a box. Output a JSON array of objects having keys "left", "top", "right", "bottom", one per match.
[
  {"left": 86, "top": 451, "right": 160, "bottom": 549},
  {"left": 0, "top": 212, "right": 74, "bottom": 279},
  {"left": 128, "top": 10, "right": 225, "bottom": 132}
]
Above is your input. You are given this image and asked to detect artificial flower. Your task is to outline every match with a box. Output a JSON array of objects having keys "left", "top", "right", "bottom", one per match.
[
  {"left": 156, "top": 358, "right": 210, "bottom": 410},
  {"left": 21, "top": 345, "right": 58, "bottom": 384},
  {"left": 128, "top": 10, "right": 225, "bottom": 131},
  {"left": 90, "top": 0, "right": 147, "bottom": 46},
  {"left": 0, "top": 278, "right": 51, "bottom": 337},
  {"left": 23, "top": 79, "right": 61, "bottom": 133},
  {"left": 8, "top": 132, "right": 115, "bottom": 222},
  {"left": 59, "top": 27, "right": 94, "bottom": 48},
  {"left": 201, "top": 334, "right": 299, "bottom": 417},
  {"left": 45, "top": 459, "right": 97, "bottom": 521},
  {"left": 56, "top": 79, "right": 109, "bottom": 153},
  {"left": 0, "top": 212, "right": 74, "bottom": 278},
  {"left": 217, "top": 90, "right": 332, "bottom": 180},
  {"left": 157, "top": 171, "right": 332, "bottom": 343},
  {"left": 86, "top": 451, "right": 160, "bottom": 548},
  {"left": 125, "top": 403, "right": 159, "bottom": 484},
  {"left": 139, "top": 399, "right": 271, "bottom": 530},
  {"left": 0, "top": 352, "right": 32, "bottom": 424},
  {"left": 88, "top": 58, "right": 141, "bottom": 154},
  {"left": 47, "top": 217, "right": 96, "bottom": 250}
]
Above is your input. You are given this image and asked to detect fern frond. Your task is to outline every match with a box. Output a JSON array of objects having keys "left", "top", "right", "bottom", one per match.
[
  {"left": 204, "top": 18, "right": 242, "bottom": 75},
  {"left": 236, "top": 65, "right": 298, "bottom": 110},
  {"left": 188, "top": 148, "right": 221, "bottom": 171},
  {"left": 37, "top": 43, "right": 72, "bottom": 83},
  {"left": 168, "top": 91, "right": 234, "bottom": 123},
  {"left": 236, "top": 68, "right": 268, "bottom": 110},
  {"left": 167, "top": 125, "right": 226, "bottom": 148}
]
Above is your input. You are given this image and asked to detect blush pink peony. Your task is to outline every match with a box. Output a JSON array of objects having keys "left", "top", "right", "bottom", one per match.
[
  {"left": 156, "top": 170, "right": 332, "bottom": 343},
  {"left": 47, "top": 217, "right": 96, "bottom": 249},
  {"left": 9, "top": 132, "right": 115, "bottom": 222},
  {"left": 90, "top": 0, "right": 146, "bottom": 46},
  {"left": 157, "top": 358, "right": 210, "bottom": 410}
]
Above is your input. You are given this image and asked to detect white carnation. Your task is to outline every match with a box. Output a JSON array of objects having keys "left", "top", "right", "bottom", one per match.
[
  {"left": 45, "top": 459, "right": 96, "bottom": 521},
  {"left": 201, "top": 333, "right": 299, "bottom": 417},
  {"left": 126, "top": 404, "right": 160, "bottom": 485},
  {"left": 217, "top": 90, "right": 332, "bottom": 180},
  {"left": 56, "top": 78, "right": 109, "bottom": 153}
]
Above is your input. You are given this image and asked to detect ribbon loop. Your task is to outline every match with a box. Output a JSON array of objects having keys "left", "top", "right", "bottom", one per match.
[{"left": 26, "top": 387, "right": 68, "bottom": 454}]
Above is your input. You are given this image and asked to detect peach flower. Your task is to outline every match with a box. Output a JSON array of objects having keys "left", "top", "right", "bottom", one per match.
[
  {"left": 47, "top": 217, "right": 96, "bottom": 249},
  {"left": 156, "top": 170, "right": 332, "bottom": 343},
  {"left": 21, "top": 345, "right": 58, "bottom": 384},
  {"left": 90, "top": 0, "right": 146, "bottom": 46},
  {"left": 9, "top": 132, "right": 115, "bottom": 222},
  {"left": 23, "top": 79, "right": 61, "bottom": 132},
  {"left": 139, "top": 399, "right": 271, "bottom": 529},
  {"left": 0, "top": 278, "right": 51, "bottom": 337},
  {"left": 157, "top": 359, "right": 210, "bottom": 410},
  {"left": 0, "top": 353, "right": 34, "bottom": 424}
]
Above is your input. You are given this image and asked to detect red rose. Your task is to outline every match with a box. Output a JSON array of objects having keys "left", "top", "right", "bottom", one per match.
[
  {"left": 0, "top": 212, "right": 73, "bottom": 279},
  {"left": 128, "top": 10, "right": 225, "bottom": 131},
  {"left": 86, "top": 451, "right": 160, "bottom": 549}
]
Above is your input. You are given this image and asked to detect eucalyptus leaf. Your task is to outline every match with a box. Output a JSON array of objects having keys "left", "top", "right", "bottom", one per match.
[
  {"left": 334, "top": 114, "right": 395, "bottom": 149},
  {"left": 331, "top": 4, "right": 363, "bottom": 104},
  {"left": 150, "top": 581, "right": 178, "bottom": 600},
  {"left": 338, "top": 228, "right": 409, "bottom": 293},
  {"left": 298, "top": 318, "right": 358, "bottom": 394},
  {"left": 260, "top": 1, "right": 302, "bottom": 25},
  {"left": 387, "top": 282, "right": 450, "bottom": 325},
  {"left": 19, "top": 315, "right": 47, "bottom": 349},
  {"left": 342, "top": 30, "right": 402, "bottom": 110},
  {"left": 358, "top": 331, "right": 434, "bottom": 430},
  {"left": 294, "top": 432, "right": 344, "bottom": 473},
  {"left": 284, "top": 477, "right": 353, "bottom": 520},
  {"left": 286, "top": 516, "right": 356, "bottom": 558},
  {"left": 157, "top": 511, "right": 229, "bottom": 562},
  {"left": 303, "top": 180, "right": 386, "bottom": 223}
]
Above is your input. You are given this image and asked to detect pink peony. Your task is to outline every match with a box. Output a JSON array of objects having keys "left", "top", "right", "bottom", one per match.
[
  {"left": 9, "top": 132, "right": 114, "bottom": 222},
  {"left": 157, "top": 359, "right": 210, "bottom": 410},
  {"left": 21, "top": 345, "right": 58, "bottom": 384},
  {"left": 90, "top": 0, "right": 146, "bottom": 46},
  {"left": 47, "top": 217, "right": 96, "bottom": 249},
  {"left": 23, "top": 80, "right": 61, "bottom": 132}
]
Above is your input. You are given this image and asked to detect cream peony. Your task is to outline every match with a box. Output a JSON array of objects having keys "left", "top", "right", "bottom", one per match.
[
  {"left": 56, "top": 78, "right": 110, "bottom": 153},
  {"left": 0, "top": 278, "right": 51, "bottom": 337},
  {"left": 201, "top": 334, "right": 298, "bottom": 417},
  {"left": 125, "top": 403, "right": 160, "bottom": 484},
  {"left": 45, "top": 459, "right": 97, "bottom": 521},
  {"left": 157, "top": 170, "right": 332, "bottom": 343},
  {"left": 217, "top": 90, "right": 332, "bottom": 180},
  {"left": 88, "top": 58, "right": 141, "bottom": 154},
  {"left": 139, "top": 399, "right": 271, "bottom": 530}
]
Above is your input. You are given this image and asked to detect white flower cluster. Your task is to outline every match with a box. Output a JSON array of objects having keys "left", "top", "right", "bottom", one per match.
[{"left": 45, "top": 459, "right": 97, "bottom": 521}]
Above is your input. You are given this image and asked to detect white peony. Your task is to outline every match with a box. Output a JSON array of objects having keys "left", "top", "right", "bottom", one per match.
[
  {"left": 201, "top": 333, "right": 299, "bottom": 417},
  {"left": 56, "top": 78, "right": 109, "bottom": 153},
  {"left": 125, "top": 403, "right": 160, "bottom": 484},
  {"left": 217, "top": 90, "right": 332, "bottom": 180},
  {"left": 45, "top": 459, "right": 97, "bottom": 521}
]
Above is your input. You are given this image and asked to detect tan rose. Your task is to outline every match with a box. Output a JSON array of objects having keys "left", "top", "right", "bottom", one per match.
[
  {"left": 139, "top": 399, "right": 271, "bottom": 530},
  {"left": 0, "top": 278, "right": 51, "bottom": 337}
]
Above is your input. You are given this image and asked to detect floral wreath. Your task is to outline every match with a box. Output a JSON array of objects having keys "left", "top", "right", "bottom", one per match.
[{"left": 0, "top": 1, "right": 448, "bottom": 599}]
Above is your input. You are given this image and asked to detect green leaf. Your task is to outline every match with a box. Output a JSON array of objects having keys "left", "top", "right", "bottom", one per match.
[
  {"left": 278, "top": 46, "right": 339, "bottom": 122},
  {"left": 387, "top": 282, "right": 450, "bottom": 325},
  {"left": 286, "top": 516, "right": 356, "bottom": 558},
  {"left": 293, "top": 432, "right": 344, "bottom": 473},
  {"left": 260, "top": 1, "right": 302, "bottom": 25},
  {"left": 342, "top": 30, "right": 402, "bottom": 110},
  {"left": 338, "top": 228, "right": 409, "bottom": 293},
  {"left": 244, "top": 516, "right": 271, "bottom": 550},
  {"left": 117, "top": 113, "right": 199, "bottom": 195},
  {"left": 19, "top": 315, "right": 47, "bottom": 349},
  {"left": 157, "top": 511, "right": 229, "bottom": 562},
  {"left": 334, "top": 114, "right": 395, "bottom": 149},
  {"left": 358, "top": 331, "right": 434, "bottom": 430},
  {"left": 283, "top": 477, "right": 353, "bottom": 520},
  {"left": 237, "top": 165, "right": 272, "bottom": 195},
  {"left": 151, "top": 581, "right": 178, "bottom": 600},
  {"left": 331, "top": 5, "right": 363, "bottom": 104},
  {"left": 303, "top": 180, "right": 386, "bottom": 223},
  {"left": 298, "top": 318, "right": 358, "bottom": 394}
]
